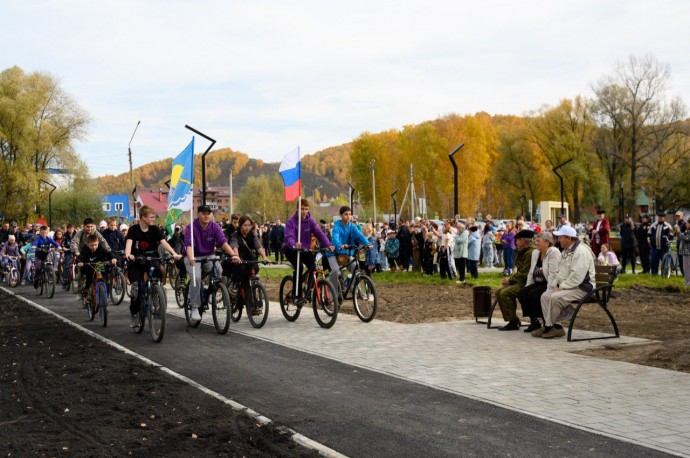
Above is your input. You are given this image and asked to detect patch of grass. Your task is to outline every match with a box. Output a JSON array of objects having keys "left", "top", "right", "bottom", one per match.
[{"left": 615, "top": 272, "right": 687, "bottom": 291}]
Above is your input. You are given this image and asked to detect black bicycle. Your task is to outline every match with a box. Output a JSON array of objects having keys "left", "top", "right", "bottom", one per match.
[
  {"left": 131, "top": 256, "right": 167, "bottom": 343},
  {"left": 182, "top": 255, "right": 231, "bottom": 334},
  {"left": 35, "top": 247, "right": 57, "bottom": 299},
  {"left": 279, "top": 248, "right": 339, "bottom": 328},
  {"left": 332, "top": 245, "right": 378, "bottom": 322},
  {"left": 225, "top": 260, "right": 270, "bottom": 329},
  {"left": 80, "top": 262, "right": 109, "bottom": 327}
]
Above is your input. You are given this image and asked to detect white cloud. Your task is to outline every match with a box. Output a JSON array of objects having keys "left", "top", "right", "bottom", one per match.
[{"left": 2, "top": 0, "right": 690, "bottom": 176}]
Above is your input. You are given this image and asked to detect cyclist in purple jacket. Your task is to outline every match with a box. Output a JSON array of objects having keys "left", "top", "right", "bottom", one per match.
[{"left": 282, "top": 199, "right": 336, "bottom": 303}]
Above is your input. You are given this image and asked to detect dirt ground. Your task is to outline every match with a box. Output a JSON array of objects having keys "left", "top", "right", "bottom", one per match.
[
  {"left": 265, "top": 277, "right": 690, "bottom": 374},
  {"left": 0, "top": 292, "right": 320, "bottom": 457},
  {"left": 2, "top": 278, "right": 688, "bottom": 456}
]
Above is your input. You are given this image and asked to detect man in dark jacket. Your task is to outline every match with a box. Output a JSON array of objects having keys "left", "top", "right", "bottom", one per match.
[
  {"left": 396, "top": 220, "right": 413, "bottom": 271},
  {"left": 270, "top": 218, "right": 285, "bottom": 263},
  {"left": 619, "top": 214, "right": 638, "bottom": 274},
  {"left": 635, "top": 214, "right": 652, "bottom": 274},
  {"left": 649, "top": 212, "right": 674, "bottom": 276}
]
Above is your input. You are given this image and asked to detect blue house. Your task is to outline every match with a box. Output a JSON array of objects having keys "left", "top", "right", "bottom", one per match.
[{"left": 101, "top": 194, "right": 132, "bottom": 222}]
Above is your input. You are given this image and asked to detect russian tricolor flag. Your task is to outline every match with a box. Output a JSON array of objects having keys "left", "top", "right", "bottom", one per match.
[{"left": 279, "top": 147, "right": 301, "bottom": 202}]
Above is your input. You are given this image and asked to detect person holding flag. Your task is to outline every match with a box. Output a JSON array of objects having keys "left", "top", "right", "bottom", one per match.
[
  {"left": 184, "top": 205, "right": 239, "bottom": 321},
  {"left": 282, "top": 199, "right": 336, "bottom": 304}
]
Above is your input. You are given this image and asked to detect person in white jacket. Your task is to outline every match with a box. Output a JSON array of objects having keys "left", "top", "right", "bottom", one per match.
[
  {"left": 518, "top": 231, "right": 561, "bottom": 333},
  {"left": 535, "top": 226, "right": 596, "bottom": 339}
]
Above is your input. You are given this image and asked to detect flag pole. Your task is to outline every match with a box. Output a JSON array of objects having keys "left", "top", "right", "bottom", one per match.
[{"left": 190, "top": 187, "right": 196, "bottom": 287}]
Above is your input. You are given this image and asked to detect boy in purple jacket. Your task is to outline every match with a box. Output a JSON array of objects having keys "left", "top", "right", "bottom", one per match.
[{"left": 282, "top": 199, "right": 336, "bottom": 304}]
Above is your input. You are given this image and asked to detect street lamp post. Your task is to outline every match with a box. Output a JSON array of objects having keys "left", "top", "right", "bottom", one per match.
[
  {"left": 39, "top": 180, "right": 56, "bottom": 228},
  {"left": 448, "top": 143, "right": 464, "bottom": 218},
  {"left": 184, "top": 125, "right": 217, "bottom": 206},
  {"left": 347, "top": 182, "right": 355, "bottom": 214},
  {"left": 391, "top": 189, "right": 399, "bottom": 229},
  {"left": 552, "top": 158, "right": 574, "bottom": 216}
]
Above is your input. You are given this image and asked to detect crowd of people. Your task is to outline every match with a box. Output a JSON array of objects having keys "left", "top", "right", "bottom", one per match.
[{"left": 2, "top": 203, "right": 688, "bottom": 338}]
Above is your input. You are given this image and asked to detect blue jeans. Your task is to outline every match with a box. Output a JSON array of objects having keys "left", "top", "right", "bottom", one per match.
[
  {"left": 650, "top": 247, "right": 668, "bottom": 275},
  {"left": 503, "top": 248, "right": 515, "bottom": 270}
]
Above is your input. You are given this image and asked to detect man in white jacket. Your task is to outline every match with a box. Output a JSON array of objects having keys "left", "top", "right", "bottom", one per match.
[{"left": 535, "top": 226, "right": 596, "bottom": 339}]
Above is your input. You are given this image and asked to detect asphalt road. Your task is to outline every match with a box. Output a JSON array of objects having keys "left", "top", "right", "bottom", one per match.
[{"left": 14, "top": 284, "right": 672, "bottom": 458}]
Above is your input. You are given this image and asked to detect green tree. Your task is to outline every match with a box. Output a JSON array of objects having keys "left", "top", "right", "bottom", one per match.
[{"left": 0, "top": 66, "right": 90, "bottom": 222}]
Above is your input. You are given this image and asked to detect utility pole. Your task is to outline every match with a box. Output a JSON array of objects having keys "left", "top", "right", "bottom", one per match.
[
  {"left": 229, "top": 170, "right": 233, "bottom": 215},
  {"left": 409, "top": 164, "right": 415, "bottom": 219},
  {"left": 370, "top": 159, "right": 376, "bottom": 224}
]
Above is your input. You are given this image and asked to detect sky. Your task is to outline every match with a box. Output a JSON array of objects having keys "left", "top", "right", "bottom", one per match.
[{"left": 2, "top": 0, "right": 690, "bottom": 177}]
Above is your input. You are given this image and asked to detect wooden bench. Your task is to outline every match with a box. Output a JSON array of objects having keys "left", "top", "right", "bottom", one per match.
[{"left": 484, "top": 265, "right": 620, "bottom": 341}]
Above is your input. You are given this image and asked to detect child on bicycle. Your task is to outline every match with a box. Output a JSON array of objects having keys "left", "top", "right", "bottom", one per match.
[
  {"left": 77, "top": 233, "right": 117, "bottom": 304},
  {"left": 282, "top": 199, "right": 336, "bottom": 304},
  {"left": 1, "top": 235, "right": 21, "bottom": 272},
  {"left": 125, "top": 205, "right": 181, "bottom": 327},
  {"left": 328, "top": 206, "right": 371, "bottom": 288},
  {"left": 32, "top": 225, "right": 61, "bottom": 289}
]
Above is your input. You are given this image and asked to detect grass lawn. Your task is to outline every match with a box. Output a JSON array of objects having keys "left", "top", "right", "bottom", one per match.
[{"left": 261, "top": 265, "right": 687, "bottom": 292}]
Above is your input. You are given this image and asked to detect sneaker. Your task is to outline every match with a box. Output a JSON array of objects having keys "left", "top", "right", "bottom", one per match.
[
  {"left": 191, "top": 308, "right": 201, "bottom": 321},
  {"left": 456, "top": 280, "right": 465, "bottom": 284},
  {"left": 531, "top": 327, "right": 545, "bottom": 337},
  {"left": 542, "top": 327, "right": 566, "bottom": 339},
  {"left": 130, "top": 314, "right": 139, "bottom": 328},
  {"left": 252, "top": 306, "right": 263, "bottom": 316}
]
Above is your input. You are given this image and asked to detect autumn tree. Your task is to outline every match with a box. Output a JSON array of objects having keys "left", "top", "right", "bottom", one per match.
[{"left": 592, "top": 54, "right": 689, "bottom": 214}]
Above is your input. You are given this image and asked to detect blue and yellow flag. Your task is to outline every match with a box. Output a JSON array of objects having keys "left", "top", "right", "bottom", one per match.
[{"left": 165, "top": 137, "right": 195, "bottom": 234}]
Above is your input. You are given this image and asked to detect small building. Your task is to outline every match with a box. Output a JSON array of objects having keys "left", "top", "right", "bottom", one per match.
[
  {"left": 101, "top": 194, "right": 133, "bottom": 222},
  {"left": 537, "top": 201, "right": 570, "bottom": 226}
]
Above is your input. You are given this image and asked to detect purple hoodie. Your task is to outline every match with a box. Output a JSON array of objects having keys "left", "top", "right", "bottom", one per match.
[
  {"left": 282, "top": 211, "right": 331, "bottom": 252},
  {"left": 184, "top": 219, "right": 227, "bottom": 257}
]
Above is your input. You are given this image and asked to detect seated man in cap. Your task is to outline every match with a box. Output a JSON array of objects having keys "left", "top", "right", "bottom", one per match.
[
  {"left": 536, "top": 226, "right": 596, "bottom": 339},
  {"left": 495, "top": 229, "right": 535, "bottom": 331},
  {"left": 649, "top": 211, "right": 674, "bottom": 276},
  {"left": 590, "top": 209, "right": 610, "bottom": 256}
]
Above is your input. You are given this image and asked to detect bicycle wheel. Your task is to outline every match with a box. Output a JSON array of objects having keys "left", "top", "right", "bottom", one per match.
[
  {"left": 279, "top": 275, "right": 301, "bottom": 322},
  {"left": 183, "top": 285, "right": 202, "bottom": 328},
  {"left": 353, "top": 275, "right": 378, "bottom": 322},
  {"left": 87, "top": 290, "right": 96, "bottom": 321},
  {"left": 37, "top": 272, "right": 44, "bottom": 296},
  {"left": 149, "top": 284, "right": 166, "bottom": 342},
  {"left": 134, "top": 296, "right": 146, "bottom": 334},
  {"left": 45, "top": 269, "right": 56, "bottom": 299},
  {"left": 72, "top": 272, "right": 81, "bottom": 293},
  {"left": 8, "top": 268, "right": 19, "bottom": 287},
  {"left": 96, "top": 282, "right": 108, "bottom": 327},
  {"left": 211, "top": 282, "right": 231, "bottom": 335},
  {"left": 247, "top": 282, "right": 269, "bottom": 328},
  {"left": 312, "top": 278, "right": 338, "bottom": 329},
  {"left": 661, "top": 254, "right": 672, "bottom": 278},
  {"left": 174, "top": 275, "right": 186, "bottom": 308},
  {"left": 110, "top": 270, "right": 126, "bottom": 305},
  {"left": 230, "top": 283, "right": 243, "bottom": 322}
]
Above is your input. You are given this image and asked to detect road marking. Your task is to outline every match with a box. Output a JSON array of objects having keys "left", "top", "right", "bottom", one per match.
[{"left": 2, "top": 287, "right": 347, "bottom": 458}]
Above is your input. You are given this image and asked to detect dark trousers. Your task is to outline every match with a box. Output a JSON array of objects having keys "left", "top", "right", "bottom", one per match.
[
  {"left": 466, "top": 259, "right": 478, "bottom": 278},
  {"left": 518, "top": 282, "right": 547, "bottom": 321},
  {"left": 284, "top": 249, "right": 316, "bottom": 297},
  {"left": 454, "top": 258, "right": 466, "bottom": 282},
  {"left": 399, "top": 249, "right": 411, "bottom": 270},
  {"left": 272, "top": 242, "right": 284, "bottom": 262},
  {"left": 639, "top": 244, "right": 651, "bottom": 273},
  {"left": 620, "top": 247, "right": 636, "bottom": 273},
  {"left": 650, "top": 247, "right": 668, "bottom": 275},
  {"left": 439, "top": 254, "right": 454, "bottom": 279}
]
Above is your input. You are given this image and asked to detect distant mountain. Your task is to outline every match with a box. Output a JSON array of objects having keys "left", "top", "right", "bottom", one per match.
[{"left": 94, "top": 144, "right": 353, "bottom": 201}]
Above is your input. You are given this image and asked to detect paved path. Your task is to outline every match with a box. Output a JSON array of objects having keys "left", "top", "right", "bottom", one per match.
[{"left": 166, "top": 290, "right": 690, "bottom": 457}]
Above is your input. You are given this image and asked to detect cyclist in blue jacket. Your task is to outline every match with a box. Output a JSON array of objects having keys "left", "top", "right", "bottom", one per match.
[{"left": 328, "top": 206, "right": 371, "bottom": 288}]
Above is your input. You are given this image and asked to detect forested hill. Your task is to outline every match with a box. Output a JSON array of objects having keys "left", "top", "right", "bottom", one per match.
[{"left": 94, "top": 143, "right": 353, "bottom": 198}]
